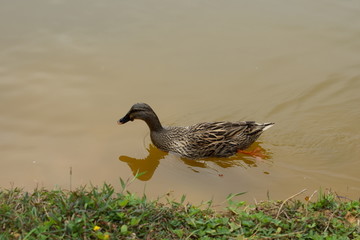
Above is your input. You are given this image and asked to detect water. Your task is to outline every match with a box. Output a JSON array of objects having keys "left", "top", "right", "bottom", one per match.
[{"left": 1, "top": 0, "right": 359, "bottom": 204}]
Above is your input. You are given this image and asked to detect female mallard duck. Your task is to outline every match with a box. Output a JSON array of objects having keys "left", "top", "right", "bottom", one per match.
[{"left": 118, "top": 103, "right": 274, "bottom": 159}]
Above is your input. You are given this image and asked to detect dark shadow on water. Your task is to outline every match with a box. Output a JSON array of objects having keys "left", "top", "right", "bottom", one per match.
[{"left": 119, "top": 143, "right": 272, "bottom": 181}]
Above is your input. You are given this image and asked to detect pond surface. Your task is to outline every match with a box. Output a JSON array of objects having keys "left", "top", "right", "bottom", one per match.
[{"left": 1, "top": 0, "right": 359, "bottom": 204}]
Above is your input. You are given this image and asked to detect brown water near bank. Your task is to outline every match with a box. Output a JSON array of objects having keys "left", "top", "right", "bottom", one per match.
[{"left": 0, "top": 0, "right": 359, "bottom": 204}]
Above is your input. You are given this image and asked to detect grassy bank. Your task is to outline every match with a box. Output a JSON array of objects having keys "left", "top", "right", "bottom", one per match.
[{"left": 0, "top": 183, "right": 359, "bottom": 239}]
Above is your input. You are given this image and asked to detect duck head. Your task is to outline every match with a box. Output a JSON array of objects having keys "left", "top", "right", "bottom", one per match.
[{"left": 117, "top": 103, "right": 162, "bottom": 131}]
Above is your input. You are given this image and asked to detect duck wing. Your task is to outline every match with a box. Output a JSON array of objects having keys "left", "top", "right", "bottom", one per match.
[
  {"left": 183, "top": 121, "right": 247, "bottom": 157},
  {"left": 185, "top": 121, "right": 273, "bottom": 158}
]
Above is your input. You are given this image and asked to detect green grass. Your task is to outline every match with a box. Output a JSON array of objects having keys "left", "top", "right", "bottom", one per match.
[{"left": 0, "top": 182, "right": 359, "bottom": 239}]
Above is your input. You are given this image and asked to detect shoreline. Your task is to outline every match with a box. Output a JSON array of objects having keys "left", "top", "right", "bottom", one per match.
[{"left": 1, "top": 183, "right": 359, "bottom": 239}]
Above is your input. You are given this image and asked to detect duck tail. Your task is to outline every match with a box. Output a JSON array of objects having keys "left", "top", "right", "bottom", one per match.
[
  {"left": 246, "top": 122, "right": 274, "bottom": 135},
  {"left": 262, "top": 122, "right": 275, "bottom": 131}
]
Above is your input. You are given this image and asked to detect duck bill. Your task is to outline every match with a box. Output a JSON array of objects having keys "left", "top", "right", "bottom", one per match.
[{"left": 117, "top": 114, "right": 131, "bottom": 125}]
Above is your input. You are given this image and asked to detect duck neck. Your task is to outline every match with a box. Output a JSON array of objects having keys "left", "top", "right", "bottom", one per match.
[{"left": 144, "top": 113, "right": 163, "bottom": 132}]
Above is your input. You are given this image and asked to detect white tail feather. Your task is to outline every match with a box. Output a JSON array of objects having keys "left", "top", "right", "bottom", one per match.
[{"left": 262, "top": 123, "right": 275, "bottom": 131}]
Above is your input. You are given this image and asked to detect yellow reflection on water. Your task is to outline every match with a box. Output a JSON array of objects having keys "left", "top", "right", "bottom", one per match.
[
  {"left": 119, "top": 144, "right": 168, "bottom": 181},
  {"left": 119, "top": 143, "right": 273, "bottom": 181}
]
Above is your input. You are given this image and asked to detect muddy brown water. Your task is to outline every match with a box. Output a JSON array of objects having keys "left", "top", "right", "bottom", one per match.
[{"left": 1, "top": 0, "right": 359, "bottom": 204}]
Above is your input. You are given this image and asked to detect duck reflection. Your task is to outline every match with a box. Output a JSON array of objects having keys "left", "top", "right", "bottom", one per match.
[
  {"left": 119, "top": 144, "right": 167, "bottom": 181},
  {"left": 119, "top": 143, "right": 272, "bottom": 181}
]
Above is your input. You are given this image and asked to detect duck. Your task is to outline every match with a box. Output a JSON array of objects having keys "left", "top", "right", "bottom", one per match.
[{"left": 117, "top": 103, "right": 274, "bottom": 159}]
